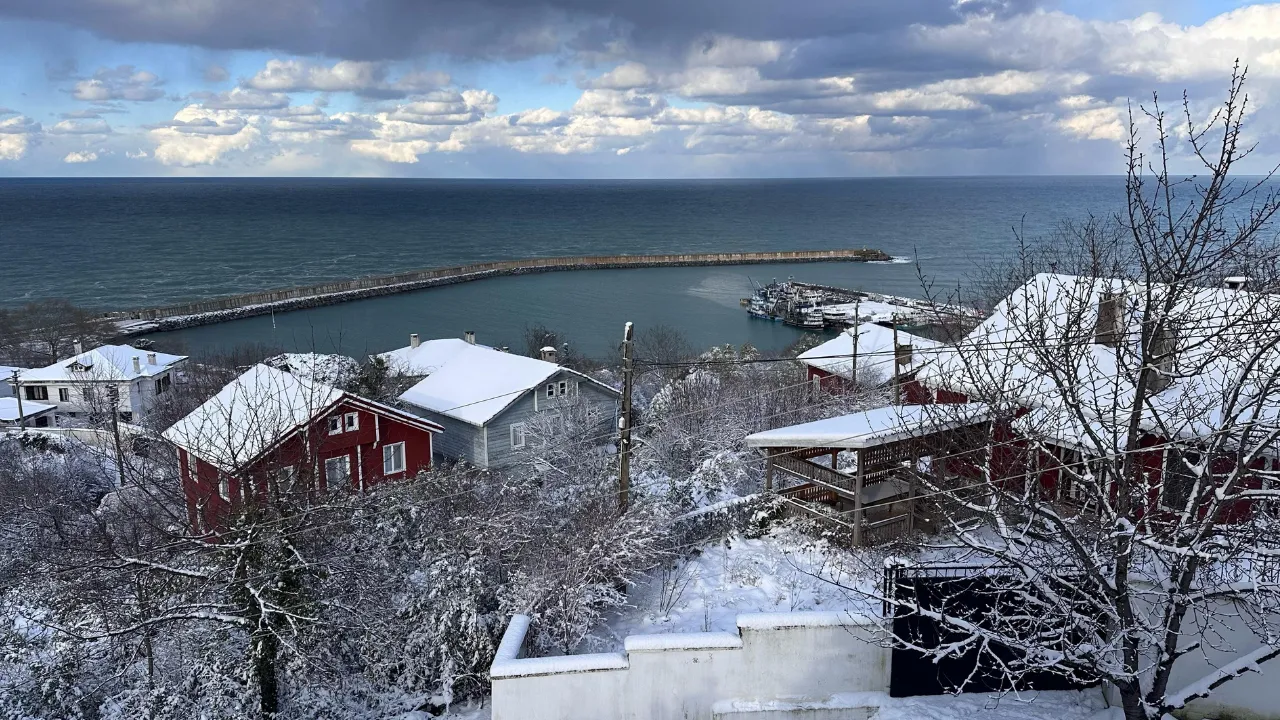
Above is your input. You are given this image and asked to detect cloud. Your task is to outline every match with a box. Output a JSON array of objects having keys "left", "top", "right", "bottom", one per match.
[
  {"left": 193, "top": 88, "right": 291, "bottom": 110},
  {"left": 71, "top": 65, "right": 165, "bottom": 102},
  {"left": 49, "top": 118, "right": 112, "bottom": 134},
  {"left": 0, "top": 115, "right": 40, "bottom": 161},
  {"left": 63, "top": 150, "right": 99, "bottom": 163},
  {"left": 204, "top": 64, "right": 230, "bottom": 82},
  {"left": 0, "top": 0, "right": 1028, "bottom": 62},
  {"left": 151, "top": 106, "right": 262, "bottom": 166},
  {"left": 245, "top": 59, "right": 449, "bottom": 98}
]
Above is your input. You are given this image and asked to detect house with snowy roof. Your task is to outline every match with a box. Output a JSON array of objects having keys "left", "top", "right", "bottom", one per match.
[
  {"left": 17, "top": 343, "right": 186, "bottom": 425},
  {"left": 395, "top": 338, "right": 620, "bottom": 469},
  {"left": 0, "top": 397, "right": 55, "bottom": 427},
  {"left": 797, "top": 322, "right": 941, "bottom": 392},
  {"left": 377, "top": 331, "right": 490, "bottom": 377},
  {"left": 907, "top": 272, "right": 1280, "bottom": 515},
  {"left": 163, "top": 363, "right": 442, "bottom": 532}
]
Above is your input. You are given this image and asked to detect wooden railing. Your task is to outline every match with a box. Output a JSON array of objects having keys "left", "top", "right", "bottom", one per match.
[{"left": 772, "top": 453, "right": 857, "bottom": 496}]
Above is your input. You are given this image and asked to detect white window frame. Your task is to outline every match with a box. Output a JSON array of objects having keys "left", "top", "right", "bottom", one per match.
[
  {"left": 546, "top": 383, "right": 556, "bottom": 398},
  {"left": 328, "top": 416, "right": 343, "bottom": 435},
  {"left": 218, "top": 474, "right": 231, "bottom": 502},
  {"left": 324, "top": 455, "right": 351, "bottom": 486},
  {"left": 383, "top": 442, "right": 406, "bottom": 475},
  {"left": 511, "top": 422, "right": 527, "bottom": 448},
  {"left": 58, "top": 387, "right": 70, "bottom": 402},
  {"left": 558, "top": 380, "right": 568, "bottom": 396},
  {"left": 345, "top": 412, "right": 360, "bottom": 431}
]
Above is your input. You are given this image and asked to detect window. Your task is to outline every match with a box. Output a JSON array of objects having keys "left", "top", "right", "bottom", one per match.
[
  {"left": 558, "top": 380, "right": 567, "bottom": 396},
  {"left": 345, "top": 412, "right": 359, "bottom": 431},
  {"left": 1162, "top": 449, "right": 1201, "bottom": 511},
  {"left": 511, "top": 422, "right": 527, "bottom": 448},
  {"left": 154, "top": 375, "right": 172, "bottom": 395},
  {"left": 24, "top": 386, "right": 48, "bottom": 401},
  {"left": 276, "top": 465, "right": 299, "bottom": 494},
  {"left": 328, "top": 416, "right": 343, "bottom": 435},
  {"left": 58, "top": 387, "right": 70, "bottom": 402},
  {"left": 383, "top": 442, "right": 406, "bottom": 475},
  {"left": 325, "top": 455, "right": 351, "bottom": 486},
  {"left": 218, "top": 474, "right": 231, "bottom": 501},
  {"left": 546, "top": 383, "right": 556, "bottom": 398}
]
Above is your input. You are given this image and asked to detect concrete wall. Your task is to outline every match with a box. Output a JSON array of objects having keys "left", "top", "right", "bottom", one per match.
[{"left": 490, "top": 612, "right": 890, "bottom": 720}]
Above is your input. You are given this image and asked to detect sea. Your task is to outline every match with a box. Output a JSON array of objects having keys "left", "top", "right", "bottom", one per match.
[{"left": 0, "top": 177, "right": 1127, "bottom": 359}]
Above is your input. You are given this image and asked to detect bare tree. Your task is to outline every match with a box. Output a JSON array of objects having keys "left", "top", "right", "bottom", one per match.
[
  {"left": 859, "top": 65, "right": 1280, "bottom": 720},
  {"left": 0, "top": 299, "right": 113, "bottom": 366}
]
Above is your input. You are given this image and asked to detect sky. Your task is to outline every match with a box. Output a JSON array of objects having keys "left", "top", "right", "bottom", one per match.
[{"left": 0, "top": 0, "right": 1277, "bottom": 177}]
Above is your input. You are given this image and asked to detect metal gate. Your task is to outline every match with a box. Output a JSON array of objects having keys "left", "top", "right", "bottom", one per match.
[{"left": 884, "top": 564, "right": 1099, "bottom": 697}]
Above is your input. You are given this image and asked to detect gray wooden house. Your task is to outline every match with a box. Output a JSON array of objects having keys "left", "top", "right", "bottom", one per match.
[{"left": 395, "top": 340, "right": 620, "bottom": 469}]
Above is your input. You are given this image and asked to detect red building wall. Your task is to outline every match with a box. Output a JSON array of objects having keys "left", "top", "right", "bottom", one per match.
[{"left": 177, "top": 399, "right": 436, "bottom": 533}]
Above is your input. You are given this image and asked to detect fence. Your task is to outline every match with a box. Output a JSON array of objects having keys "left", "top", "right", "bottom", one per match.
[{"left": 490, "top": 611, "right": 890, "bottom": 720}]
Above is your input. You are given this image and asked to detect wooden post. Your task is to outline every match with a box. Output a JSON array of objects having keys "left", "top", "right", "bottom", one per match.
[
  {"left": 11, "top": 370, "right": 24, "bottom": 429},
  {"left": 850, "top": 303, "right": 860, "bottom": 387},
  {"left": 618, "top": 321, "right": 634, "bottom": 515},
  {"left": 765, "top": 450, "right": 774, "bottom": 492},
  {"left": 853, "top": 448, "right": 864, "bottom": 547},
  {"left": 892, "top": 323, "right": 901, "bottom": 405},
  {"left": 831, "top": 450, "right": 838, "bottom": 469},
  {"left": 105, "top": 385, "right": 127, "bottom": 487}
]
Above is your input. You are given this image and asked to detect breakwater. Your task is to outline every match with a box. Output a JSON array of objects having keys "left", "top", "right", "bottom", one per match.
[{"left": 109, "top": 248, "right": 892, "bottom": 335}]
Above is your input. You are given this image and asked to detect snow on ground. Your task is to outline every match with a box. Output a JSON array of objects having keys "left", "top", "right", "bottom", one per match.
[
  {"left": 877, "top": 690, "right": 1114, "bottom": 720},
  {"left": 591, "top": 526, "right": 886, "bottom": 650}
]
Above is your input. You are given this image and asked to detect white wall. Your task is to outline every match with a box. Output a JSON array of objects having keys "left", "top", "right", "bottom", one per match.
[{"left": 490, "top": 612, "right": 890, "bottom": 720}]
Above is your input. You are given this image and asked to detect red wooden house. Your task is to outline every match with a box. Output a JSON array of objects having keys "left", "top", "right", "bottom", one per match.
[{"left": 162, "top": 363, "right": 443, "bottom": 532}]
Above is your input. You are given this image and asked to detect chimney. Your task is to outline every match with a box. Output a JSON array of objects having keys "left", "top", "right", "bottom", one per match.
[
  {"left": 410, "top": 333, "right": 421, "bottom": 349},
  {"left": 132, "top": 357, "right": 142, "bottom": 374},
  {"left": 540, "top": 346, "right": 558, "bottom": 363},
  {"left": 1224, "top": 276, "right": 1250, "bottom": 291},
  {"left": 73, "top": 340, "right": 83, "bottom": 355},
  {"left": 464, "top": 330, "right": 476, "bottom": 345},
  {"left": 1149, "top": 323, "right": 1176, "bottom": 394},
  {"left": 1094, "top": 290, "right": 1124, "bottom": 348},
  {"left": 146, "top": 352, "right": 157, "bottom": 365}
]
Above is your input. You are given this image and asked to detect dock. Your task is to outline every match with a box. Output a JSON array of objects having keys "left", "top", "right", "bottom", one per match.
[{"left": 108, "top": 248, "right": 893, "bottom": 335}]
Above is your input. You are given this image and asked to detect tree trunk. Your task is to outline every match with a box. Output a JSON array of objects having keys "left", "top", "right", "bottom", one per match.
[
  {"left": 1117, "top": 678, "right": 1151, "bottom": 720},
  {"left": 254, "top": 631, "right": 280, "bottom": 718}
]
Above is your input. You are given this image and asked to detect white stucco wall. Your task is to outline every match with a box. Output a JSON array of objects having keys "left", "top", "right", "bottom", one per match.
[{"left": 490, "top": 612, "right": 890, "bottom": 720}]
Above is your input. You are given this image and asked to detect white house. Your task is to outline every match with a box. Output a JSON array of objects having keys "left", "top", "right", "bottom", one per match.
[
  {"left": 18, "top": 344, "right": 187, "bottom": 425},
  {"left": 377, "top": 332, "right": 489, "bottom": 377}
]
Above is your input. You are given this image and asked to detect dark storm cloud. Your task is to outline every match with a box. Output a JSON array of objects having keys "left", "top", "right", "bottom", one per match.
[{"left": 0, "top": 0, "right": 1043, "bottom": 61}]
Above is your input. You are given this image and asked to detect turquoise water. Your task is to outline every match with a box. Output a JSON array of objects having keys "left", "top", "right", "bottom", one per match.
[{"left": 0, "top": 177, "right": 1128, "bottom": 357}]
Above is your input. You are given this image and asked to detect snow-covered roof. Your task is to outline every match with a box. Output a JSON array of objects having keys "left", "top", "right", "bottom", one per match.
[
  {"left": 797, "top": 323, "right": 941, "bottom": 380},
  {"left": 20, "top": 345, "right": 186, "bottom": 383},
  {"left": 0, "top": 397, "right": 55, "bottom": 422},
  {"left": 264, "top": 352, "right": 360, "bottom": 387},
  {"left": 162, "top": 364, "right": 346, "bottom": 470},
  {"left": 377, "top": 338, "right": 488, "bottom": 376},
  {"left": 398, "top": 344, "right": 615, "bottom": 426},
  {"left": 918, "top": 273, "right": 1280, "bottom": 443},
  {"left": 745, "top": 403, "right": 992, "bottom": 449}
]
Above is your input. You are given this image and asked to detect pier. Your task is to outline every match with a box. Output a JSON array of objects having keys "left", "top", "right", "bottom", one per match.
[{"left": 109, "top": 248, "right": 892, "bottom": 335}]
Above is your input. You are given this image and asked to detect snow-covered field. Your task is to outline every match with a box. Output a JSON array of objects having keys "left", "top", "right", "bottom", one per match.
[{"left": 590, "top": 526, "right": 886, "bottom": 649}]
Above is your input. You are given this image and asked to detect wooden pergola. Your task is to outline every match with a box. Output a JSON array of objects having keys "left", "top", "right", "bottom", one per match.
[{"left": 746, "top": 404, "right": 991, "bottom": 546}]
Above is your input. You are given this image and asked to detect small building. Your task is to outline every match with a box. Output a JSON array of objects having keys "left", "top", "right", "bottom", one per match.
[
  {"left": 746, "top": 404, "right": 992, "bottom": 546},
  {"left": 162, "top": 364, "right": 443, "bottom": 532},
  {"left": 17, "top": 344, "right": 187, "bottom": 424},
  {"left": 0, "top": 397, "right": 56, "bottom": 427},
  {"left": 397, "top": 341, "right": 620, "bottom": 469},
  {"left": 797, "top": 323, "right": 940, "bottom": 392}
]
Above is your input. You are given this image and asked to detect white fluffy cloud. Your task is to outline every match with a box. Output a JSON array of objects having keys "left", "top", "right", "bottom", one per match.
[
  {"left": 63, "top": 150, "right": 99, "bottom": 163},
  {"left": 0, "top": 114, "right": 40, "bottom": 161},
  {"left": 150, "top": 106, "right": 262, "bottom": 166}
]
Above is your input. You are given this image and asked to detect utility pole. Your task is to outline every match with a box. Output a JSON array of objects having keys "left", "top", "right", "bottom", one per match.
[
  {"left": 851, "top": 297, "right": 861, "bottom": 387},
  {"left": 11, "top": 370, "right": 24, "bottom": 429},
  {"left": 105, "top": 385, "right": 127, "bottom": 487},
  {"left": 618, "top": 321, "right": 634, "bottom": 515}
]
